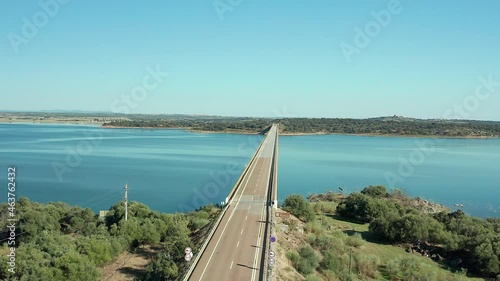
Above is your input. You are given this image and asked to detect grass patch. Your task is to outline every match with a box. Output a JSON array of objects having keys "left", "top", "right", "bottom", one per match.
[{"left": 325, "top": 216, "right": 484, "bottom": 281}]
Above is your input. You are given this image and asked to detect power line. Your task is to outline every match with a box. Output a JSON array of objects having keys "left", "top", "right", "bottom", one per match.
[{"left": 0, "top": 184, "right": 126, "bottom": 244}]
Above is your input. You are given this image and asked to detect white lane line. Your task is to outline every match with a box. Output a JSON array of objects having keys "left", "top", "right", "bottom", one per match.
[
  {"left": 237, "top": 241, "right": 240, "bottom": 248},
  {"left": 230, "top": 260, "right": 234, "bottom": 270},
  {"left": 251, "top": 130, "right": 276, "bottom": 281},
  {"left": 251, "top": 201, "right": 266, "bottom": 281},
  {"left": 198, "top": 139, "right": 264, "bottom": 280},
  {"left": 245, "top": 216, "right": 248, "bottom": 220},
  {"left": 241, "top": 228, "right": 244, "bottom": 235}
]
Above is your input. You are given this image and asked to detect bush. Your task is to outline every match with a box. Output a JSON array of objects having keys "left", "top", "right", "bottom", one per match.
[
  {"left": 286, "top": 250, "right": 300, "bottom": 264},
  {"left": 312, "top": 234, "right": 335, "bottom": 252},
  {"left": 313, "top": 201, "right": 338, "bottom": 214},
  {"left": 385, "top": 258, "right": 401, "bottom": 278},
  {"left": 144, "top": 252, "right": 179, "bottom": 280},
  {"left": 306, "top": 274, "right": 324, "bottom": 281},
  {"left": 361, "top": 185, "right": 388, "bottom": 198},
  {"left": 354, "top": 253, "right": 379, "bottom": 279},
  {"left": 189, "top": 218, "right": 210, "bottom": 230},
  {"left": 305, "top": 220, "right": 325, "bottom": 235},
  {"left": 336, "top": 193, "right": 394, "bottom": 223},
  {"left": 399, "top": 257, "right": 439, "bottom": 281},
  {"left": 283, "top": 194, "right": 316, "bottom": 222},
  {"left": 322, "top": 270, "right": 340, "bottom": 281},
  {"left": 0, "top": 198, "right": 207, "bottom": 281},
  {"left": 346, "top": 233, "right": 365, "bottom": 248},
  {"left": 321, "top": 251, "right": 347, "bottom": 273},
  {"left": 289, "top": 246, "right": 320, "bottom": 275}
]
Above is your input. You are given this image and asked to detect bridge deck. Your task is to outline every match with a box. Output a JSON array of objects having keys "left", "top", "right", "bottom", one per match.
[{"left": 188, "top": 125, "right": 278, "bottom": 281}]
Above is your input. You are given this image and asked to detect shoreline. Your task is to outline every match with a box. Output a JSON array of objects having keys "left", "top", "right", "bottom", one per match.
[
  {"left": 2, "top": 120, "right": 499, "bottom": 139},
  {"left": 101, "top": 126, "right": 500, "bottom": 139},
  {"left": 101, "top": 125, "right": 260, "bottom": 135}
]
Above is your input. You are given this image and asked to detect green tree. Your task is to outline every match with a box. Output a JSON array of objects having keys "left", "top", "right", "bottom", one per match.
[
  {"left": 296, "top": 245, "right": 320, "bottom": 275},
  {"left": 144, "top": 252, "right": 179, "bottom": 281},
  {"left": 361, "top": 185, "right": 388, "bottom": 198},
  {"left": 282, "top": 194, "right": 315, "bottom": 222}
]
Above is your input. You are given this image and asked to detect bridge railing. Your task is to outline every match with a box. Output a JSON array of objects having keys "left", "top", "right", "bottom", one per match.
[
  {"left": 264, "top": 124, "right": 279, "bottom": 281},
  {"left": 182, "top": 130, "right": 269, "bottom": 281},
  {"left": 225, "top": 132, "right": 267, "bottom": 204}
]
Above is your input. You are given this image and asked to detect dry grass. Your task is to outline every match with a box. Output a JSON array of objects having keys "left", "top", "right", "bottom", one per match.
[
  {"left": 273, "top": 209, "right": 484, "bottom": 281},
  {"left": 100, "top": 245, "right": 162, "bottom": 281}
]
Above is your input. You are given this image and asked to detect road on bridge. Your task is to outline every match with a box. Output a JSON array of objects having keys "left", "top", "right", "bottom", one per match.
[{"left": 188, "top": 124, "right": 278, "bottom": 281}]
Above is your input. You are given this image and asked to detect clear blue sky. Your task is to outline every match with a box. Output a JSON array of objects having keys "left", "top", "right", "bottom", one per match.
[{"left": 1, "top": 0, "right": 499, "bottom": 120}]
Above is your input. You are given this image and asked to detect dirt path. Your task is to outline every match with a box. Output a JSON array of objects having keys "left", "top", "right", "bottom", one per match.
[{"left": 100, "top": 245, "right": 161, "bottom": 281}]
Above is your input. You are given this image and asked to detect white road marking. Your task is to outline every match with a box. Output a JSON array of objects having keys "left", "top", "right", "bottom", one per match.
[
  {"left": 198, "top": 137, "right": 264, "bottom": 280},
  {"left": 251, "top": 129, "right": 276, "bottom": 281},
  {"left": 245, "top": 216, "right": 248, "bottom": 220},
  {"left": 237, "top": 241, "right": 240, "bottom": 248},
  {"left": 230, "top": 260, "right": 234, "bottom": 270},
  {"left": 241, "top": 228, "right": 244, "bottom": 235}
]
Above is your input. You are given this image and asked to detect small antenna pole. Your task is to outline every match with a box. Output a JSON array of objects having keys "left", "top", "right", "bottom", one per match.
[{"left": 124, "top": 183, "right": 128, "bottom": 221}]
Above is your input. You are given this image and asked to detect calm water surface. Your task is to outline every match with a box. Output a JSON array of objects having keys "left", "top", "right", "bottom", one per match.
[
  {"left": 0, "top": 123, "right": 262, "bottom": 213},
  {"left": 1, "top": 123, "right": 499, "bottom": 217},
  {"left": 278, "top": 134, "right": 500, "bottom": 217}
]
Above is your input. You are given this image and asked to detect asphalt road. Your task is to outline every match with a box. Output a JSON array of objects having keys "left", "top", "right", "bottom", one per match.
[{"left": 189, "top": 125, "right": 278, "bottom": 281}]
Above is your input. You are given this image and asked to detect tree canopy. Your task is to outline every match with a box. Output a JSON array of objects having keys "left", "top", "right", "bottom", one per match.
[{"left": 0, "top": 198, "right": 217, "bottom": 281}]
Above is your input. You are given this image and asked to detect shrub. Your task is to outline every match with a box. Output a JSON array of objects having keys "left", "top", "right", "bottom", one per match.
[
  {"left": 321, "top": 251, "right": 345, "bottom": 272},
  {"left": 313, "top": 234, "right": 335, "bottom": 252},
  {"left": 306, "top": 274, "right": 324, "bottom": 281},
  {"left": 354, "top": 253, "right": 379, "bottom": 279},
  {"left": 283, "top": 194, "right": 316, "bottom": 222},
  {"left": 144, "top": 252, "right": 179, "bottom": 280},
  {"left": 286, "top": 250, "right": 300, "bottom": 264},
  {"left": 385, "top": 258, "right": 401, "bottom": 278},
  {"left": 305, "top": 220, "right": 325, "bottom": 235},
  {"left": 189, "top": 218, "right": 210, "bottom": 230},
  {"left": 399, "top": 257, "right": 439, "bottom": 281},
  {"left": 361, "top": 185, "right": 388, "bottom": 198},
  {"left": 291, "top": 245, "right": 320, "bottom": 275},
  {"left": 346, "top": 233, "right": 365, "bottom": 248}
]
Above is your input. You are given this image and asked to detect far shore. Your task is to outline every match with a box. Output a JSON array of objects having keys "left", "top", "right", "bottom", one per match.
[
  {"left": 2, "top": 119, "right": 499, "bottom": 139},
  {"left": 101, "top": 125, "right": 500, "bottom": 139}
]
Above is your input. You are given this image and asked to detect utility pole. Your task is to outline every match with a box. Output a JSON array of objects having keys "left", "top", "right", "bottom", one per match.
[{"left": 124, "top": 183, "right": 128, "bottom": 221}]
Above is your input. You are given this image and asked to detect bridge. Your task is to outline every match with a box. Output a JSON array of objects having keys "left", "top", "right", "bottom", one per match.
[{"left": 185, "top": 123, "right": 279, "bottom": 281}]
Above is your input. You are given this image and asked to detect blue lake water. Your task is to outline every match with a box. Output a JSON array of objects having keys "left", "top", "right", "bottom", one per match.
[
  {"left": 278, "top": 134, "right": 500, "bottom": 218},
  {"left": 1, "top": 123, "right": 499, "bottom": 217}
]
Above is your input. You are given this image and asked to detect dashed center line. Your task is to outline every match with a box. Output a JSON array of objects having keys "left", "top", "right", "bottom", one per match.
[
  {"left": 241, "top": 228, "right": 244, "bottom": 235},
  {"left": 245, "top": 216, "right": 248, "bottom": 220},
  {"left": 236, "top": 241, "right": 240, "bottom": 248},
  {"left": 230, "top": 260, "right": 234, "bottom": 270}
]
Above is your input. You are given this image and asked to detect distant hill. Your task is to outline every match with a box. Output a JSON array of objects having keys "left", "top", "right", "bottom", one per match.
[{"left": 2, "top": 111, "right": 500, "bottom": 138}]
